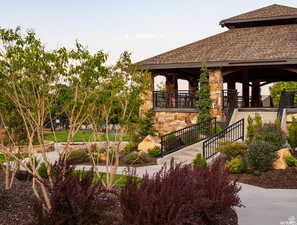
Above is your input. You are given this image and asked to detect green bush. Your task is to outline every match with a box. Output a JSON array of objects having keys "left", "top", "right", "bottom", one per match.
[
  {"left": 123, "top": 143, "right": 138, "bottom": 153},
  {"left": 38, "top": 162, "right": 49, "bottom": 179},
  {"left": 210, "top": 125, "right": 223, "bottom": 136},
  {"left": 246, "top": 113, "right": 263, "bottom": 144},
  {"left": 286, "top": 155, "right": 297, "bottom": 167},
  {"left": 254, "top": 124, "right": 286, "bottom": 151},
  {"left": 288, "top": 119, "right": 297, "bottom": 148},
  {"left": 123, "top": 152, "right": 149, "bottom": 165},
  {"left": 148, "top": 146, "right": 161, "bottom": 157},
  {"left": 68, "top": 149, "right": 90, "bottom": 164},
  {"left": 193, "top": 153, "right": 207, "bottom": 169},
  {"left": 247, "top": 141, "right": 277, "bottom": 172},
  {"left": 216, "top": 141, "right": 247, "bottom": 160},
  {"left": 225, "top": 157, "right": 244, "bottom": 174}
]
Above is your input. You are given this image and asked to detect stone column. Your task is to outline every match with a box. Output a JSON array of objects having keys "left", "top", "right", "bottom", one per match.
[
  {"left": 165, "top": 74, "right": 178, "bottom": 107},
  {"left": 139, "top": 74, "right": 154, "bottom": 115},
  {"left": 209, "top": 69, "right": 224, "bottom": 121}
]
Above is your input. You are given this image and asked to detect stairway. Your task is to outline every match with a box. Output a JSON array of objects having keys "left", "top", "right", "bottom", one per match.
[
  {"left": 157, "top": 141, "right": 204, "bottom": 165},
  {"left": 229, "top": 108, "right": 278, "bottom": 136}
]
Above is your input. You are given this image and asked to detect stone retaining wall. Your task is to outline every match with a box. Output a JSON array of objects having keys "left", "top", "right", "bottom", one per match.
[{"left": 155, "top": 112, "right": 197, "bottom": 135}]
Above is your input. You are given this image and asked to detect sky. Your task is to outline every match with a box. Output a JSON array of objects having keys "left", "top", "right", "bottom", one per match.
[{"left": 2, "top": 0, "right": 297, "bottom": 65}]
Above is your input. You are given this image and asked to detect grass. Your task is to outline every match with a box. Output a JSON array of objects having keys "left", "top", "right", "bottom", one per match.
[
  {"left": 44, "top": 131, "right": 130, "bottom": 143},
  {"left": 0, "top": 153, "right": 29, "bottom": 163}
]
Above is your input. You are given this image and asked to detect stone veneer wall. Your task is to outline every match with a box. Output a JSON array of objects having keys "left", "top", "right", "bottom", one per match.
[
  {"left": 155, "top": 112, "right": 197, "bottom": 135},
  {"left": 209, "top": 69, "right": 224, "bottom": 121}
]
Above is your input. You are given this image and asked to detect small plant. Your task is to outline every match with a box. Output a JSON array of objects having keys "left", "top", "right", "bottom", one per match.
[
  {"left": 123, "top": 142, "right": 138, "bottom": 153},
  {"left": 286, "top": 155, "right": 297, "bottom": 167},
  {"left": 68, "top": 149, "right": 90, "bottom": 164},
  {"left": 123, "top": 152, "right": 150, "bottom": 165},
  {"left": 225, "top": 157, "right": 244, "bottom": 174},
  {"left": 288, "top": 118, "right": 297, "bottom": 149},
  {"left": 148, "top": 146, "right": 162, "bottom": 157},
  {"left": 193, "top": 153, "right": 207, "bottom": 169},
  {"left": 38, "top": 162, "right": 49, "bottom": 179},
  {"left": 216, "top": 141, "right": 247, "bottom": 160},
  {"left": 246, "top": 113, "right": 263, "bottom": 143},
  {"left": 247, "top": 141, "right": 277, "bottom": 172},
  {"left": 210, "top": 125, "right": 223, "bottom": 136}
]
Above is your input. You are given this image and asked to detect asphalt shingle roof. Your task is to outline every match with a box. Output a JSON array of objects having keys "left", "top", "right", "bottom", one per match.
[{"left": 140, "top": 4, "right": 297, "bottom": 68}]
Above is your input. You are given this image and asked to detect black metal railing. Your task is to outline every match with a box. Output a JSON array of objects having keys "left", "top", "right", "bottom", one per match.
[
  {"left": 202, "top": 119, "right": 244, "bottom": 160},
  {"left": 222, "top": 89, "right": 238, "bottom": 126},
  {"left": 278, "top": 89, "right": 297, "bottom": 118},
  {"left": 153, "top": 91, "right": 196, "bottom": 109},
  {"left": 161, "top": 118, "right": 216, "bottom": 156}
]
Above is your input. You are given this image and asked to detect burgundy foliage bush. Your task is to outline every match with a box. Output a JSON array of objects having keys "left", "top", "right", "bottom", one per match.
[
  {"left": 34, "top": 159, "right": 119, "bottom": 225},
  {"left": 120, "top": 159, "right": 242, "bottom": 225}
]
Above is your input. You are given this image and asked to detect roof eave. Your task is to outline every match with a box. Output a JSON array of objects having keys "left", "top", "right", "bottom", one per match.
[{"left": 141, "top": 59, "right": 297, "bottom": 70}]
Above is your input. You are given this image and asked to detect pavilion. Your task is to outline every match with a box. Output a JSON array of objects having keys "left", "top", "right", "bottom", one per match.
[{"left": 139, "top": 4, "right": 297, "bottom": 135}]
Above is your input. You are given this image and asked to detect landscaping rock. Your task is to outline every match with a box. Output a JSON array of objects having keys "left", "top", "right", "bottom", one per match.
[
  {"left": 138, "top": 135, "right": 161, "bottom": 153},
  {"left": 273, "top": 148, "right": 292, "bottom": 170}
]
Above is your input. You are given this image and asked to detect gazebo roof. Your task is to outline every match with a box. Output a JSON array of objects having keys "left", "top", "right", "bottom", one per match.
[
  {"left": 139, "top": 4, "right": 297, "bottom": 69},
  {"left": 220, "top": 4, "right": 297, "bottom": 28}
]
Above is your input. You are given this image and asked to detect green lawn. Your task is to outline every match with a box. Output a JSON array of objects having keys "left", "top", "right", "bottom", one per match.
[{"left": 44, "top": 131, "right": 130, "bottom": 142}]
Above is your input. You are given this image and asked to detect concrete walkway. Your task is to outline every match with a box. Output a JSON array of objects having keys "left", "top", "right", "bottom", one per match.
[
  {"left": 36, "top": 143, "right": 297, "bottom": 225},
  {"left": 237, "top": 184, "right": 297, "bottom": 225}
]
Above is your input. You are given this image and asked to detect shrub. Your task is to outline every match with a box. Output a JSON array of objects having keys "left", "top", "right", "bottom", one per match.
[
  {"left": 216, "top": 141, "right": 247, "bottom": 160},
  {"left": 254, "top": 124, "right": 286, "bottom": 151},
  {"left": 286, "top": 155, "right": 297, "bottom": 167},
  {"left": 225, "top": 157, "right": 244, "bottom": 174},
  {"left": 193, "top": 153, "right": 207, "bottom": 169},
  {"left": 122, "top": 142, "right": 138, "bottom": 153},
  {"left": 246, "top": 114, "right": 263, "bottom": 144},
  {"left": 148, "top": 146, "right": 161, "bottom": 157},
  {"left": 288, "top": 119, "right": 297, "bottom": 149},
  {"left": 120, "top": 159, "right": 242, "bottom": 225},
  {"left": 68, "top": 149, "right": 90, "bottom": 164},
  {"left": 34, "top": 165, "right": 118, "bottom": 225},
  {"left": 210, "top": 125, "right": 223, "bottom": 136},
  {"left": 247, "top": 141, "right": 277, "bottom": 172},
  {"left": 123, "top": 152, "right": 149, "bottom": 165},
  {"left": 38, "top": 162, "right": 49, "bottom": 179}
]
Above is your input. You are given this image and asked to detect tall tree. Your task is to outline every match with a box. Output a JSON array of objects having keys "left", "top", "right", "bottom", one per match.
[
  {"left": 270, "top": 81, "right": 297, "bottom": 107},
  {"left": 196, "top": 64, "right": 212, "bottom": 124}
]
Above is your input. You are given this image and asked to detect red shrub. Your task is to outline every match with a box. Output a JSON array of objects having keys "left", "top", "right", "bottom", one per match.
[{"left": 120, "top": 159, "right": 242, "bottom": 225}]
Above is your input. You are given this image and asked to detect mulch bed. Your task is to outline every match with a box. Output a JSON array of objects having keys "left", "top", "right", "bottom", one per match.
[
  {"left": 230, "top": 167, "right": 297, "bottom": 189},
  {"left": 0, "top": 173, "right": 36, "bottom": 225}
]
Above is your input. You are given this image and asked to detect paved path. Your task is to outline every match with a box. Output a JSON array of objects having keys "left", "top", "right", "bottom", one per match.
[
  {"left": 237, "top": 184, "right": 297, "bottom": 225},
  {"left": 35, "top": 143, "right": 297, "bottom": 225}
]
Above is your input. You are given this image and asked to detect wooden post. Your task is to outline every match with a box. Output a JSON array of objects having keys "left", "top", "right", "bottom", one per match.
[{"left": 242, "top": 71, "right": 250, "bottom": 107}]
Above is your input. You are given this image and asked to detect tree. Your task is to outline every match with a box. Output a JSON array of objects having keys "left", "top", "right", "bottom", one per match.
[
  {"left": 270, "top": 81, "right": 297, "bottom": 107},
  {"left": 196, "top": 64, "right": 212, "bottom": 124}
]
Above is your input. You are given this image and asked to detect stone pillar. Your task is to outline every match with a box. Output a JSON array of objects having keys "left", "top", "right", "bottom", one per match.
[
  {"left": 140, "top": 74, "right": 154, "bottom": 115},
  {"left": 251, "top": 81, "right": 261, "bottom": 107},
  {"left": 227, "top": 81, "right": 236, "bottom": 90},
  {"left": 209, "top": 69, "right": 224, "bottom": 121},
  {"left": 165, "top": 74, "right": 178, "bottom": 107}
]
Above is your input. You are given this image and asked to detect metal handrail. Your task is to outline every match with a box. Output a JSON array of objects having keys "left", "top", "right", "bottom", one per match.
[
  {"left": 202, "top": 119, "right": 244, "bottom": 160},
  {"left": 160, "top": 118, "right": 216, "bottom": 157},
  {"left": 153, "top": 91, "right": 196, "bottom": 109}
]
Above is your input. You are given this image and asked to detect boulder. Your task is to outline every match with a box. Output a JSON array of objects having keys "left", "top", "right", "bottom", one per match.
[
  {"left": 138, "top": 135, "right": 161, "bottom": 153},
  {"left": 272, "top": 148, "right": 292, "bottom": 170}
]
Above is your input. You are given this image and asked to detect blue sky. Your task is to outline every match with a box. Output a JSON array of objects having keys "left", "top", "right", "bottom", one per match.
[{"left": 1, "top": 0, "right": 297, "bottom": 64}]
